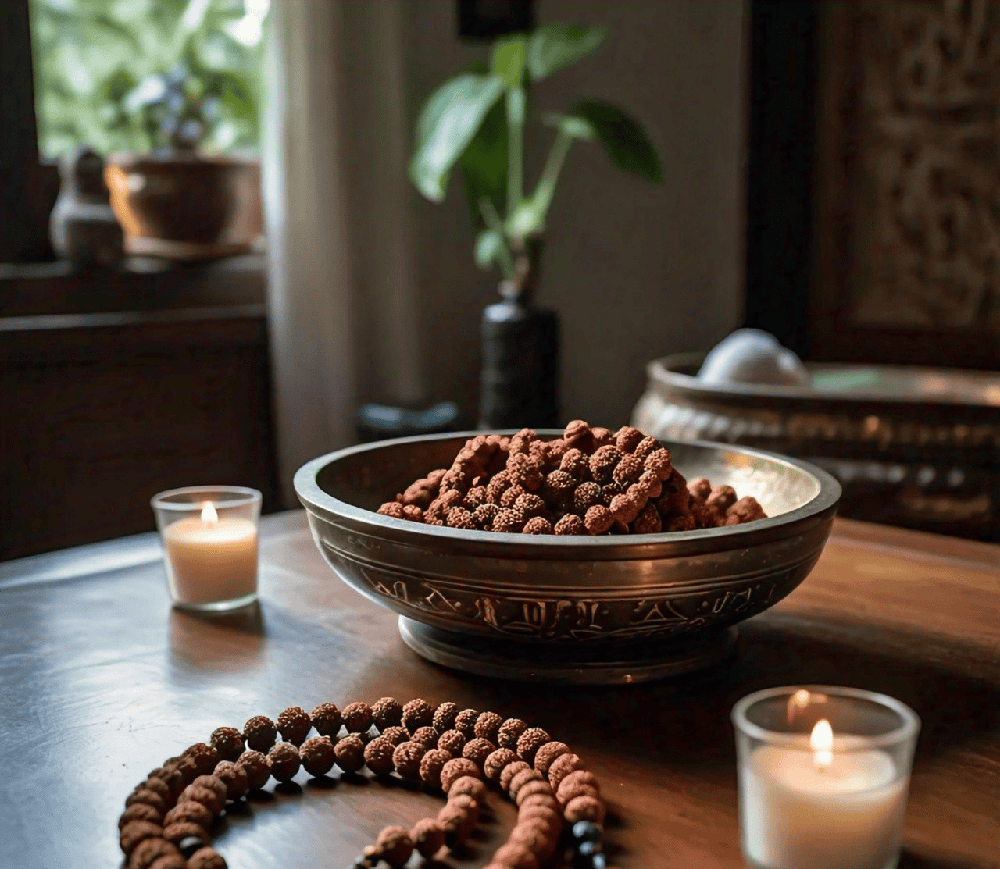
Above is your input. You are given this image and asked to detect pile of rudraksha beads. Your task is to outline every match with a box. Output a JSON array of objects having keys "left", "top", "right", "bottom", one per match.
[{"left": 118, "top": 698, "right": 610, "bottom": 869}]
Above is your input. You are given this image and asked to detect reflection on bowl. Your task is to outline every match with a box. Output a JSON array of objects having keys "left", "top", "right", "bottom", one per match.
[{"left": 294, "top": 433, "right": 841, "bottom": 683}]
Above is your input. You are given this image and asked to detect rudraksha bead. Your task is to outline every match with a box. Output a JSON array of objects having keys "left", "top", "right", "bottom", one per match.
[
  {"left": 163, "top": 821, "right": 209, "bottom": 846},
  {"left": 371, "top": 697, "right": 403, "bottom": 730},
  {"left": 500, "top": 760, "right": 531, "bottom": 791},
  {"left": 515, "top": 778, "right": 554, "bottom": 806},
  {"left": 558, "top": 769, "right": 599, "bottom": 796},
  {"left": 341, "top": 702, "right": 374, "bottom": 734},
  {"left": 453, "top": 708, "right": 479, "bottom": 738},
  {"left": 410, "top": 818, "right": 446, "bottom": 859},
  {"left": 439, "top": 757, "right": 479, "bottom": 793},
  {"left": 437, "top": 802, "right": 476, "bottom": 846},
  {"left": 409, "top": 726, "right": 439, "bottom": 748},
  {"left": 212, "top": 760, "right": 249, "bottom": 801},
  {"left": 242, "top": 715, "right": 277, "bottom": 752},
  {"left": 493, "top": 841, "right": 540, "bottom": 869},
  {"left": 374, "top": 825, "right": 413, "bottom": 868},
  {"left": 334, "top": 734, "right": 366, "bottom": 773},
  {"left": 163, "top": 801, "right": 213, "bottom": 830},
  {"left": 517, "top": 804, "right": 562, "bottom": 835},
  {"left": 392, "top": 740, "right": 426, "bottom": 781},
  {"left": 147, "top": 852, "right": 187, "bottom": 869},
  {"left": 183, "top": 743, "right": 220, "bottom": 777},
  {"left": 497, "top": 718, "right": 528, "bottom": 750},
  {"left": 119, "top": 802, "right": 162, "bottom": 829},
  {"left": 300, "top": 736, "right": 337, "bottom": 777},
  {"left": 547, "top": 752, "right": 583, "bottom": 790},
  {"left": 533, "top": 741, "right": 570, "bottom": 775},
  {"left": 119, "top": 820, "right": 163, "bottom": 855},
  {"left": 191, "top": 775, "right": 228, "bottom": 805},
  {"left": 508, "top": 767, "right": 544, "bottom": 800},
  {"left": 379, "top": 725, "right": 408, "bottom": 746},
  {"left": 483, "top": 748, "right": 519, "bottom": 783},
  {"left": 401, "top": 698, "right": 434, "bottom": 734},
  {"left": 179, "top": 782, "right": 225, "bottom": 816},
  {"left": 515, "top": 728, "right": 550, "bottom": 765},
  {"left": 523, "top": 516, "right": 554, "bottom": 535},
  {"left": 276, "top": 706, "right": 312, "bottom": 745},
  {"left": 418, "top": 748, "right": 453, "bottom": 790},
  {"left": 138, "top": 776, "right": 172, "bottom": 804},
  {"left": 462, "top": 737, "right": 495, "bottom": 768},
  {"left": 129, "top": 836, "right": 181, "bottom": 869},
  {"left": 554, "top": 513, "right": 586, "bottom": 535},
  {"left": 187, "top": 846, "right": 227, "bottom": 869},
  {"left": 449, "top": 793, "right": 479, "bottom": 825},
  {"left": 363, "top": 737, "right": 397, "bottom": 777},
  {"left": 126, "top": 788, "right": 167, "bottom": 815},
  {"left": 209, "top": 726, "right": 244, "bottom": 762},
  {"left": 165, "top": 756, "right": 199, "bottom": 789},
  {"left": 149, "top": 766, "right": 186, "bottom": 800},
  {"left": 437, "top": 728, "right": 466, "bottom": 755},
  {"left": 614, "top": 425, "right": 644, "bottom": 454},
  {"left": 432, "top": 701, "right": 458, "bottom": 732},
  {"left": 310, "top": 703, "right": 342, "bottom": 737},
  {"left": 565, "top": 794, "right": 605, "bottom": 824},
  {"left": 448, "top": 775, "right": 487, "bottom": 802},
  {"left": 583, "top": 504, "right": 614, "bottom": 535},
  {"left": 235, "top": 750, "right": 270, "bottom": 791}
]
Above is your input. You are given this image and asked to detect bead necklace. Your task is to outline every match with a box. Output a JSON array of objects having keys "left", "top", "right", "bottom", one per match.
[{"left": 118, "top": 698, "right": 609, "bottom": 869}]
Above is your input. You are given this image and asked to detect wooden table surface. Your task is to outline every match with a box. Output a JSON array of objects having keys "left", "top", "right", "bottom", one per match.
[{"left": 1, "top": 512, "right": 997, "bottom": 868}]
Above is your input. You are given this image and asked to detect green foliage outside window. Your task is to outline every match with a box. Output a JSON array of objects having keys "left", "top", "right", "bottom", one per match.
[{"left": 29, "top": 0, "right": 266, "bottom": 159}]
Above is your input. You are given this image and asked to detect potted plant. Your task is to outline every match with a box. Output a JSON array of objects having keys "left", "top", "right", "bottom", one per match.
[
  {"left": 30, "top": 0, "right": 266, "bottom": 260},
  {"left": 409, "top": 23, "right": 663, "bottom": 427}
]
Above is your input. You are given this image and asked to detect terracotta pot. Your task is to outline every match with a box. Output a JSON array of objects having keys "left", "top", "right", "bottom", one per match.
[{"left": 105, "top": 153, "right": 261, "bottom": 260}]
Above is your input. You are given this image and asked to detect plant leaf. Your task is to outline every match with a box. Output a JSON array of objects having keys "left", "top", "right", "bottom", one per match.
[
  {"left": 459, "top": 97, "right": 508, "bottom": 229},
  {"left": 561, "top": 99, "right": 663, "bottom": 183},
  {"left": 491, "top": 35, "right": 526, "bottom": 88},
  {"left": 526, "top": 24, "right": 605, "bottom": 81},
  {"left": 409, "top": 74, "right": 505, "bottom": 202},
  {"left": 474, "top": 228, "right": 504, "bottom": 269}
]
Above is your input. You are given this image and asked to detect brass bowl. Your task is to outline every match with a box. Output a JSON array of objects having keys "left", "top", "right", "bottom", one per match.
[{"left": 294, "top": 433, "right": 841, "bottom": 684}]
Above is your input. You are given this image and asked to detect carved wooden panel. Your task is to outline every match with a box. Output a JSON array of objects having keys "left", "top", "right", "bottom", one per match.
[{"left": 811, "top": 1, "right": 1000, "bottom": 367}]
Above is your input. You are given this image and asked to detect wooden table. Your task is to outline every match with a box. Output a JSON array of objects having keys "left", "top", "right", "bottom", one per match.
[{"left": 1, "top": 513, "right": 997, "bottom": 868}]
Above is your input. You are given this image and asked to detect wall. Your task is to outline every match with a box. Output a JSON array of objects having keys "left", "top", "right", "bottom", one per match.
[{"left": 401, "top": 0, "right": 747, "bottom": 428}]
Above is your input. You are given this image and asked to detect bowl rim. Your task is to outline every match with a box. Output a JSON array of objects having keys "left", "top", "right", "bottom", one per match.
[{"left": 294, "top": 431, "right": 841, "bottom": 555}]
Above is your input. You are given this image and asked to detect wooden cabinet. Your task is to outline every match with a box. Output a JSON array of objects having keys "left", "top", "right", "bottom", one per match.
[{"left": 0, "top": 256, "right": 279, "bottom": 559}]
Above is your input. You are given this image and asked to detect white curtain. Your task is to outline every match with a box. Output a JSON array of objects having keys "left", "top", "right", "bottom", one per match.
[{"left": 263, "top": 0, "right": 424, "bottom": 506}]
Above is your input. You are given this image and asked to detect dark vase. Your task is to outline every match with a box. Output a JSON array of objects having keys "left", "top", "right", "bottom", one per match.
[{"left": 478, "top": 236, "right": 560, "bottom": 429}]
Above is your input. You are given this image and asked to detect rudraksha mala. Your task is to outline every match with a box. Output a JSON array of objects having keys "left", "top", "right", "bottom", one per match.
[{"left": 118, "top": 699, "right": 611, "bottom": 869}]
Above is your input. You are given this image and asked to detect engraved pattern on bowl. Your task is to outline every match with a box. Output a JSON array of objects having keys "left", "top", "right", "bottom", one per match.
[{"left": 294, "top": 433, "right": 841, "bottom": 646}]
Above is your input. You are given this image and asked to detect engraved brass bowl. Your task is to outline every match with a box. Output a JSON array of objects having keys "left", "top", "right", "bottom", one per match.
[{"left": 294, "top": 433, "right": 840, "bottom": 684}]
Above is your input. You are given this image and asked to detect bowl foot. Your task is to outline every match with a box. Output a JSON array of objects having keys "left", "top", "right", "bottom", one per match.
[{"left": 398, "top": 617, "right": 737, "bottom": 685}]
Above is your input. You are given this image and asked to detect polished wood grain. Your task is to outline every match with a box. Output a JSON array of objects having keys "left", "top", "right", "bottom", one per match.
[{"left": 0, "top": 514, "right": 997, "bottom": 868}]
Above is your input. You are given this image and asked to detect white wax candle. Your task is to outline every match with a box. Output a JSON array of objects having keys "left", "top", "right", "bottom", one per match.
[
  {"left": 162, "top": 516, "right": 258, "bottom": 605},
  {"left": 741, "top": 745, "right": 907, "bottom": 869}
]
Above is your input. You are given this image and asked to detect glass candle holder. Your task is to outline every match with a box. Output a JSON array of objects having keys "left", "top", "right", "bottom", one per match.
[
  {"left": 151, "top": 486, "right": 262, "bottom": 612},
  {"left": 732, "top": 686, "right": 919, "bottom": 869}
]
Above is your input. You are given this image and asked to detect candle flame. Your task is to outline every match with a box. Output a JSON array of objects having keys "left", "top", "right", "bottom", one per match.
[
  {"left": 811, "top": 719, "right": 834, "bottom": 770},
  {"left": 201, "top": 501, "right": 218, "bottom": 523}
]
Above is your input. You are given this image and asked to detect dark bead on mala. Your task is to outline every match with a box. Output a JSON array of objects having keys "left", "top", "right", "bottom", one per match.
[
  {"left": 572, "top": 821, "right": 603, "bottom": 843},
  {"left": 178, "top": 836, "right": 206, "bottom": 859}
]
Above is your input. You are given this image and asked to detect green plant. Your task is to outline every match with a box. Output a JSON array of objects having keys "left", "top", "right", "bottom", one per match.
[
  {"left": 409, "top": 24, "right": 663, "bottom": 283},
  {"left": 29, "top": 0, "right": 263, "bottom": 158}
]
